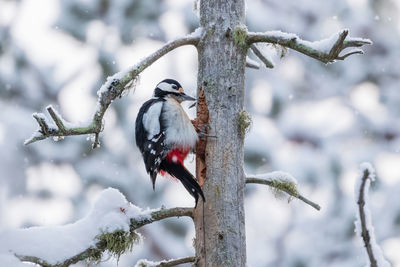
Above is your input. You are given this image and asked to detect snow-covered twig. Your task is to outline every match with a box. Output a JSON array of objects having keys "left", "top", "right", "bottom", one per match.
[
  {"left": 355, "top": 163, "right": 390, "bottom": 267},
  {"left": 135, "top": 256, "right": 196, "bottom": 267},
  {"left": 24, "top": 31, "right": 201, "bottom": 148},
  {"left": 245, "top": 56, "right": 261, "bottom": 69},
  {"left": 246, "top": 171, "right": 321, "bottom": 211},
  {"left": 1, "top": 189, "right": 193, "bottom": 267},
  {"left": 130, "top": 207, "right": 193, "bottom": 230},
  {"left": 247, "top": 29, "right": 372, "bottom": 64}
]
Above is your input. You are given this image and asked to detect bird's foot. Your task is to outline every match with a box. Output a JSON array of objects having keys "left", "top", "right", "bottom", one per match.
[{"left": 197, "top": 124, "right": 217, "bottom": 141}]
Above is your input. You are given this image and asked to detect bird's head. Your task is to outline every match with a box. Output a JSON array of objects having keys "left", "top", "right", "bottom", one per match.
[{"left": 153, "top": 79, "right": 196, "bottom": 103}]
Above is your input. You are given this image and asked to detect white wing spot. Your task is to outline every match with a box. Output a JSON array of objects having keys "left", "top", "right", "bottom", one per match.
[
  {"left": 142, "top": 102, "right": 163, "bottom": 139},
  {"left": 148, "top": 144, "right": 152, "bottom": 148},
  {"left": 150, "top": 149, "right": 156, "bottom": 155},
  {"left": 152, "top": 135, "right": 162, "bottom": 142}
]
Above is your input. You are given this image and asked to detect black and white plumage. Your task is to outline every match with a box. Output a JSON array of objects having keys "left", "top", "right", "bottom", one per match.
[{"left": 135, "top": 79, "right": 205, "bottom": 205}]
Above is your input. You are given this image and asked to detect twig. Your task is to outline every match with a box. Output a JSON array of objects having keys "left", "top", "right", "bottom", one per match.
[
  {"left": 355, "top": 163, "right": 389, "bottom": 267},
  {"left": 250, "top": 44, "right": 274, "bottom": 68},
  {"left": 136, "top": 256, "right": 197, "bottom": 267},
  {"left": 245, "top": 56, "right": 260, "bottom": 69},
  {"left": 16, "top": 207, "right": 193, "bottom": 267},
  {"left": 25, "top": 32, "right": 201, "bottom": 148},
  {"left": 357, "top": 168, "right": 377, "bottom": 267},
  {"left": 247, "top": 29, "right": 372, "bottom": 64},
  {"left": 246, "top": 176, "right": 321, "bottom": 211}
]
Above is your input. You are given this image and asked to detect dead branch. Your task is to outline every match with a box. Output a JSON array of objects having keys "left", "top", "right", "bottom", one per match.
[
  {"left": 355, "top": 164, "right": 389, "bottom": 267},
  {"left": 247, "top": 29, "right": 372, "bottom": 64},
  {"left": 25, "top": 32, "right": 201, "bottom": 148}
]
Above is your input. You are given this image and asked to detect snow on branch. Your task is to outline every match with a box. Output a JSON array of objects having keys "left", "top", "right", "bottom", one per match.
[
  {"left": 24, "top": 29, "right": 202, "bottom": 148},
  {"left": 135, "top": 256, "right": 196, "bottom": 267},
  {"left": 355, "top": 163, "right": 390, "bottom": 267},
  {"left": 247, "top": 29, "right": 372, "bottom": 64},
  {"left": 246, "top": 171, "right": 321, "bottom": 211},
  {"left": 245, "top": 56, "right": 261, "bottom": 69},
  {"left": 0, "top": 188, "right": 193, "bottom": 267}
]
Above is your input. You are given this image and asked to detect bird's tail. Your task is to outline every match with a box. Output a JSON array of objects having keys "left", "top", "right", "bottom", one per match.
[{"left": 160, "top": 161, "right": 205, "bottom": 206}]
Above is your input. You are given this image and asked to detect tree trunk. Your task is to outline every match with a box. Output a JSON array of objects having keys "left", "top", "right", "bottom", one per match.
[{"left": 194, "top": 1, "right": 247, "bottom": 266}]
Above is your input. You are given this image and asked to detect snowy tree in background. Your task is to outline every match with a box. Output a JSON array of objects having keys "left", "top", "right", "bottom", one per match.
[{"left": 0, "top": 0, "right": 399, "bottom": 266}]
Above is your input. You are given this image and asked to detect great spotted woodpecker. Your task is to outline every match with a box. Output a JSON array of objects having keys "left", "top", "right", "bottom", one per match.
[{"left": 135, "top": 79, "right": 205, "bottom": 205}]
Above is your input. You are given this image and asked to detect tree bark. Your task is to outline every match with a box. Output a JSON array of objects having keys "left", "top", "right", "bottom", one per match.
[{"left": 194, "top": 1, "right": 247, "bottom": 266}]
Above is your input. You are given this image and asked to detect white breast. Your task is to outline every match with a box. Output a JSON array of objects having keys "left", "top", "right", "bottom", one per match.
[{"left": 162, "top": 98, "right": 198, "bottom": 148}]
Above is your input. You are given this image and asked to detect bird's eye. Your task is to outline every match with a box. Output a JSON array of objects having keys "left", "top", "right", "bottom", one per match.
[{"left": 172, "top": 85, "right": 178, "bottom": 90}]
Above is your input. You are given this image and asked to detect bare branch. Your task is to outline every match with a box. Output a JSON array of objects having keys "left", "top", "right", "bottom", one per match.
[
  {"left": 136, "top": 256, "right": 197, "bottom": 267},
  {"left": 47, "top": 106, "right": 66, "bottom": 133},
  {"left": 15, "top": 207, "right": 193, "bottom": 267},
  {"left": 250, "top": 44, "right": 274, "bottom": 68},
  {"left": 246, "top": 173, "right": 321, "bottom": 211},
  {"left": 25, "top": 32, "right": 201, "bottom": 148},
  {"left": 337, "top": 48, "right": 364, "bottom": 60},
  {"left": 245, "top": 56, "right": 260, "bottom": 69},
  {"left": 357, "top": 168, "right": 378, "bottom": 267},
  {"left": 247, "top": 29, "right": 372, "bottom": 64},
  {"left": 355, "top": 163, "right": 389, "bottom": 267}
]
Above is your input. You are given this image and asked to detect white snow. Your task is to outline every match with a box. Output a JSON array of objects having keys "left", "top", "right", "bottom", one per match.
[
  {"left": 354, "top": 163, "right": 390, "bottom": 267},
  {"left": 0, "top": 188, "right": 142, "bottom": 266},
  {"left": 46, "top": 104, "right": 87, "bottom": 129},
  {"left": 97, "top": 67, "right": 131, "bottom": 98},
  {"left": 135, "top": 257, "right": 189, "bottom": 267},
  {"left": 32, "top": 112, "right": 57, "bottom": 131},
  {"left": 347, "top": 36, "right": 373, "bottom": 45},
  {"left": 298, "top": 30, "right": 344, "bottom": 53},
  {"left": 247, "top": 171, "right": 298, "bottom": 185},
  {"left": 188, "top": 27, "right": 203, "bottom": 38},
  {"left": 298, "top": 30, "right": 371, "bottom": 54},
  {"left": 135, "top": 258, "right": 158, "bottom": 267},
  {"left": 262, "top": 30, "right": 298, "bottom": 40}
]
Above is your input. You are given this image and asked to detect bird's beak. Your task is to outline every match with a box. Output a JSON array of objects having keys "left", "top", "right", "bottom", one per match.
[{"left": 179, "top": 92, "right": 196, "bottom": 102}]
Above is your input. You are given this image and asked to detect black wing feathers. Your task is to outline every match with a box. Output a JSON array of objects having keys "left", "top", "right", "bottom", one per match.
[
  {"left": 135, "top": 98, "right": 167, "bottom": 188},
  {"left": 143, "top": 132, "right": 166, "bottom": 189},
  {"left": 135, "top": 98, "right": 165, "bottom": 152}
]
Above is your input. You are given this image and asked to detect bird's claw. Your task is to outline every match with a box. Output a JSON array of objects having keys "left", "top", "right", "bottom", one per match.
[
  {"left": 189, "top": 101, "right": 197, "bottom": 109},
  {"left": 197, "top": 124, "right": 216, "bottom": 141}
]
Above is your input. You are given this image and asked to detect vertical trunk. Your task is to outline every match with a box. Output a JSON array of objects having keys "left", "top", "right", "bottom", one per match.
[{"left": 194, "top": 1, "right": 247, "bottom": 266}]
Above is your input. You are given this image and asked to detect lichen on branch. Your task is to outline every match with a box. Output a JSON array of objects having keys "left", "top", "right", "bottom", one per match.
[
  {"left": 246, "top": 171, "right": 321, "bottom": 210},
  {"left": 5, "top": 189, "right": 194, "bottom": 267}
]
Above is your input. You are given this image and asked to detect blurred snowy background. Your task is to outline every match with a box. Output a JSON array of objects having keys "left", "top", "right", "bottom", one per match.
[{"left": 0, "top": 0, "right": 399, "bottom": 266}]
